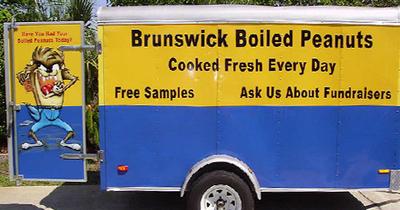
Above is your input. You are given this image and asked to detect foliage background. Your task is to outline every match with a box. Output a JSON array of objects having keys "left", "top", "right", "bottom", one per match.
[
  {"left": 0, "top": 0, "right": 399, "bottom": 152},
  {"left": 110, "top": 0, "right": 399, "bottom": 7}
]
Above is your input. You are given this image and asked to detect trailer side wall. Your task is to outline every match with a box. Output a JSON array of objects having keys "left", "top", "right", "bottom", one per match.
[{"left": 98, "top": 23, "right": 400, "bottom": 190}]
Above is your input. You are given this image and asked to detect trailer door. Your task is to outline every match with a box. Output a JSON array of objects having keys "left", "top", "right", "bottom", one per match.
[{"left": 4, "top": 22, "right": 87, "bottom": 182}]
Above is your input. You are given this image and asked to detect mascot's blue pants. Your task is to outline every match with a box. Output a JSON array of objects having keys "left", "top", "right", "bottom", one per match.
[{"left": 28, "top": 106, "right": 73, "bottom": 133}]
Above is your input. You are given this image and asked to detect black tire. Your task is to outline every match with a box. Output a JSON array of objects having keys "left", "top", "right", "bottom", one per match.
[{"left": 187, "top": 170, "right": 255, "bottom": 210}]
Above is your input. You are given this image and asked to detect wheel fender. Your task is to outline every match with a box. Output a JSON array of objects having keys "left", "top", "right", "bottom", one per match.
[{"left": 181, "top": 155, "right": 262, "bottom": 200}]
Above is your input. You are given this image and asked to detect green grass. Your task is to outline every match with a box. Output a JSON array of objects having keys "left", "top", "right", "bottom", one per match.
[
  {"left": 0, "top": 160, "right": 14, "bottom": 186},
  {"left": 0, "top": 156, "right": 100, "bottom": 187}
]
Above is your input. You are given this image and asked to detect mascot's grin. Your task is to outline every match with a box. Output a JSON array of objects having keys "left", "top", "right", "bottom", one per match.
[{"left": 36, "top": 65, "right": 63, "bottom": 97}]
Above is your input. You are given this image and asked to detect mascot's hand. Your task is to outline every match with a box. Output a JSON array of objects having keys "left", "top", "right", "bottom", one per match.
[
  {"left": 52, "top": 81, "right": 65, "bottom": 95},
  {"left": 17, "top": 71, "right": 33, "bottom": 92},
  {"left": 17, "top": 71, "right": 28, "bottom": 84}
]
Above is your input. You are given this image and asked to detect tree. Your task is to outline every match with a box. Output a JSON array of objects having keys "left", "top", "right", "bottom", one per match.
[
  {"left": 109, "top": 0, "right": 400, "bottom": 7},
  {"left": 0, "top": 0, "right": 45, "bottom": 151},
  {"left": 0, "top": 0, "right": 43, "bottom": 21},
  {"left": 0, "top": 9, "right": 12, "bottom": 151},
  {"left": 68, "top": 0, "right": 94, "bottom": 23},
  {"left": 83, "top": 26, "right": 100, "bottom": 150},
  {"left": 67, "top": 0, "right": 100, "bottom": 149}
]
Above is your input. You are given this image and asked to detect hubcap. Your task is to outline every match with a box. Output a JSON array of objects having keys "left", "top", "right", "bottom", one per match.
[{"left": 200, "top": 185, "right": 242, "bottom": 210}]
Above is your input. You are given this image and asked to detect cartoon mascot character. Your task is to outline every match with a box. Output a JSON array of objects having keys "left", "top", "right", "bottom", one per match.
[{"left": 17, "top": 47, "right": 81, "bottom": 151}]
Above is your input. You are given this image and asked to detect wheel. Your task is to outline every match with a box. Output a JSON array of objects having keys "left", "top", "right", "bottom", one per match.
[{"left": 187, "top": 170, "right": 255, "bottom": 210}]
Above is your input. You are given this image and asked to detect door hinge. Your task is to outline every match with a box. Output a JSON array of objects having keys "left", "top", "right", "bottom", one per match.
[
  {"left": 7, "top": 101, "right": 20, "bottom": 137},
  {"left": 60, "top": 150, "right": 104, "bottom": 162},
  {"left": 8, "top": 18, "right": 17, "bottom": 30},
  {"left": 9, "top": 101, "right": 21, "bottom": 111},
  {"left": 58, "top": 41, "right": 102, "bottom": 54}
]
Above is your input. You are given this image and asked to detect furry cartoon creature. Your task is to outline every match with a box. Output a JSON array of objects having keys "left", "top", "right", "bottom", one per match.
[{"left": 17, "top": 47, "right": 80, "bottom": 150}]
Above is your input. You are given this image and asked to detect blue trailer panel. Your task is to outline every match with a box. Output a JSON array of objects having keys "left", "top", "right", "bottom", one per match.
[{"left": 100, "top": 106, "right": 400, "bottom": 189}]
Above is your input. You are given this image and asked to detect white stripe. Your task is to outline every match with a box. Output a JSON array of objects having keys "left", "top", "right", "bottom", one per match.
[{"left": 97, "top": 5, "right": 400, "bottom": 25}]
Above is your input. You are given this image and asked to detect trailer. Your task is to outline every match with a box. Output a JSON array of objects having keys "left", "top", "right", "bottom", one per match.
[{"left": 4, "top": 5, "right": 400, "bottom": 210}]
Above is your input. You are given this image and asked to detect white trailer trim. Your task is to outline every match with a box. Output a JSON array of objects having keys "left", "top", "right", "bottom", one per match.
[
  {"left": 97, "top": 5, "right": 400, "bottom": 25},
  {"left": 260, "top": 188, "right": 390, "bottom": 192},
  {"left": 107, "top": 187, "right": 181, "bottom": 192}
]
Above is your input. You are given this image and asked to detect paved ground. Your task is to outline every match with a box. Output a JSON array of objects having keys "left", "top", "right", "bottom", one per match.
[{"left": 0, "top": 185, "right": 399, "bottom": 210}]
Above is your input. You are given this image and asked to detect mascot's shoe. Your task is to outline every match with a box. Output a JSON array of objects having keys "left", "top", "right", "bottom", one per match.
[
  {"left": 60, "top": 140, "right": 81, "bottom": 151},
  {"left": 21, "top": 141, "right": 43, "bottom": 150}
]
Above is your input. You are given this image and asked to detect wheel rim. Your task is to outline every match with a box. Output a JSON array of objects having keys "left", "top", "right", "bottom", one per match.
[{"left": 200, "top": 184, "right": 242, "bottom": 210}]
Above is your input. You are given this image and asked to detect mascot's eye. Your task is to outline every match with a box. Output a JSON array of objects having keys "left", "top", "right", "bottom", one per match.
[
  {"left": 38, "top": 64, "right": 47, "bottom": 71},
  {"left": 52, "top": 64, "right": 60, "bottom": 71}
]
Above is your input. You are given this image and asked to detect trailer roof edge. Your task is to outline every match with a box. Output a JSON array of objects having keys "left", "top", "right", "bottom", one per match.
[{"left": 97, "top": 5, "right": 400, "bottom": 25}]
